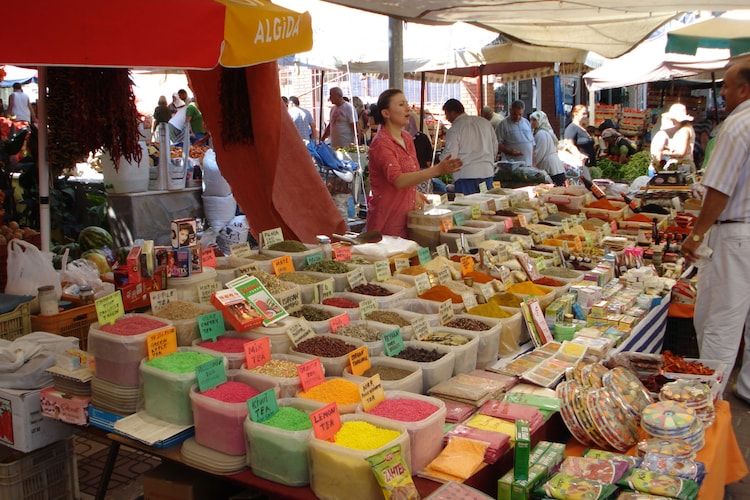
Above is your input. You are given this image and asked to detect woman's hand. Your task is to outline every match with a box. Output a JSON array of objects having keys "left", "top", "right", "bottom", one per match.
[
  {"left": 435, "top": 154, "right": 463, "bottom": 175},
  {"left": 415, "top": 191, "right": 428, "bottom": 210}
]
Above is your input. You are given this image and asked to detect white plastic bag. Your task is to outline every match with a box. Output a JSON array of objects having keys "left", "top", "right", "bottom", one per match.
[
  {"left": 202, "top": 149, "right": 232, "bottom": 197},
  {"left": 5, "top": 240, "right": 62, "bottom": 299},
  {"left": 202, "top": 193, "right": 237, "bottom": 231}
]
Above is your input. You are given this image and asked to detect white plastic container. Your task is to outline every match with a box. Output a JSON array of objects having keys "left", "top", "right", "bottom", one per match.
[
  {"left": 298, "top": 269, "right": 354, "bottom": 293},
  {"left": 278, "top": 271, "right": 328, "bottom": 304},
  {"left": 330, "top": 320, "right": 396, "bottom": 357},
  {"left": 151, "top": 301, "right": 217, "bottom": 346},
  {"left": 245, "top": 317, "right": 300, "bottom": 354},
  {"left": 191, "top": 330, "right": 254, "bottom": 370},
  {"left": 508, "top": 284, "right": 555, "bottom": 309},
  {"left": 289, "top": 336, "right": 367, "bottom": 376},
  {"left": 88, "top": 314, "right": 173, "bottom": 386},
  {"left": 320, "top": 293, "right": 364, "bottom": 320},
  {"left": 167, "top": 267, "right": 219, "bottom": 303},
  {"left": 439, "top": 226, "right": 486, "bottom": 253},
  {"left": 238, "top": 353, "right": 321, "bottom": 398},
  {"left": 292, "top": 303, "right": 356, "bottom": 333},
  {"left": 363, "top": 308, "right": 425, "bottom": 341},
  {"left": 308, "top": 413, "right": 410, "bottom": 500},
  {"left": 337, "top": 282, "right": 408, "bottom": 308},
  {"left": 443, "top": 314, "right": 503, "bottom": 369},
  {"left": 389, "top": 299, "right": 442, "bottom": 325},
  {"left": 260, "top": 243, "right": 326, "bottom": 272},
  {"left": 212, "top": 256, "right": 261, "bottom": 286},
  {"left": 461, "top": 219, "right": 499, "bottom": 239},
  {"left": 383, "top": 341, "right": 456, "bottom": 393},
  {"left": 356, "top": 390, "right": 446, "bottom": 474},
  {"left": 342, "top": 356, "right": 423, "bottom": 394},
  {"left": 419, "top": 327, "right": 480, "bottom": 375},
  {"left": 461, "top": 307, "right": 526, "bottom": 356}
]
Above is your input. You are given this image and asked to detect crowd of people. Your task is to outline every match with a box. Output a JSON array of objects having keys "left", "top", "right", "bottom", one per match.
[{"left": 150, "top": 88, "right": 207, "bottom": 147}]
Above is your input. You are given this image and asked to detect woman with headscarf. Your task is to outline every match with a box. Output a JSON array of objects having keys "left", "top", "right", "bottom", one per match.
[
  {"left": 601, "top": 128, "right": 637, "bottom": 164},
  {"left": 529, "top": 110, "right": 566, "bottom": 186}
]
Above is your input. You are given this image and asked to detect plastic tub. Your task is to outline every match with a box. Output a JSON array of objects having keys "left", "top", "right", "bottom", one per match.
[
  {"left": 260, "top": 243, "right": 326, "bottom": 272},
  {"left": 278, "top": 271, "right": 328, "bottom": 304},
  {"left": 238, "top": 353, "right": 321, "bottom": 398},
  {"left": 462, "top": 219, "right": 499, "bottom": 239},
  {"left": 363, "top": 308, "right": 425, "bottom": 341},
  {"left": 191, "top": 330, "right": 253, "bottom": 370},
  {"left": 444, "top": 314, "right": 502, "bottom": 369},
  {"left": 382, "top": 341, "right": 456, "bottom": 393},
  {"left": 390, "top": 299, "right": 442, "bottom": 325},
  {"left": 291, "top": 303, "right": 356, "bottom": 334},
  {"left": 190, "top": 376, "right": 278, "bottom": 456},
  {"left": 167, "top": 267, "right": 219, "bottom": 303},
  {"left": 337, "top": 282, "right": 408, "bottom": 308},
  {"left": 356, "top": 390, "right": 446, "bottom": 474},
  {"left": 509, "top": 285, "right": 555, "bottom": 310},
  {"left": 298, "top": 269, "right": 353, "bottom": 293},
  {"left": 244, "top": 397, "right": 319, "bottom": 486},
  {"left": 407, "top": 224, "right": 442, "bottom": 249},
  {"left": 88, "top": 314, "right": 173, "bottom": 386},
  {"left": 346, "top": 261, "right": 376, "bottom": 282},
  {"left": 439, "top": 226, "right": 486, "bottom": 253},
  {"left": 289, "top": 336, "right": 367, "bottom": 376},
  {"left": 462, "top": 307, "right": 526, "bottom": 356},
  {"left": 342, "top": 356, "right": 423, "bottom": 394},
  {"left": 245, "top": 317, "right": 300, "bottom": 354},
  {"left": 151, "top": 301, "right": 217, "bottom": 346},
  {"left": 308, "top": 413, "right": 410, "bottom": 500},
  {"left": 213, "top": 256, "right": 261, "bottom": 286},
  {"left": 418, "top": 327, "right": 480, "bottom": 375},
  {"left": 320, "top": 293, "right": 364, "bottom": 320},
  {"left": 330, "top": 320, "right": 396, "bottom": 357}
]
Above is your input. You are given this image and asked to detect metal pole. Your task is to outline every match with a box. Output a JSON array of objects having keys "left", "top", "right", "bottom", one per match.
[
  {"left": 37, "top": 67, "right": 50, "bottom": 252},
  {"left": 318, "top": 70, "right": 325, "bottom": 142},
  {"left": 388, "top": 18, "right": 404, "bottom": 91},
  {"left": 419, "top": 72, "right": 426, "bottom": 132}
]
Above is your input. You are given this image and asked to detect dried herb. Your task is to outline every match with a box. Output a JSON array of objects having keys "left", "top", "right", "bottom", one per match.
[{"left": 220, "top": 67, "right": 253, "bottom": 146}]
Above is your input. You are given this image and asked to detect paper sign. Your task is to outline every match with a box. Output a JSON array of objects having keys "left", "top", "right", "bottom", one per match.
[
  {"left": 517, "top": 214, "right": 528, "bottom": 227},
  {"left": 511, "top": 241, "right": 523, "bottom": 253},
  {"left": 437, "top": 267, "right": 451, "bottom": 285},
  {"left": 435, "top": 244, "right": 450, "bottom": 259},
  {"left": 440, "top": 194, "right": 449, "bottom": 206},
  {"left": 471, "top": 205, "right": 481, "bottom": 219},
  {"left": 479, "top": 181, "right": 488, "bottom": 194},
  {"left": 248, "top": 388, "right": 279, "bottom": 423},
  {"left": 453, "top": 212, "right": 466, "bottom": 227},
  {"left": 561, "top": 219, "right": 571, "bottom": 232},
  {"left": 479, "top": 283, "right": 495, "bottom": 302},
  {"left": 394, "top": 258, "right": 411, "bottom": 273},
  {"left": 462, "top": 292, "right": 478, "bottom": 310},
  {"left": 201, "top": 246, "right": 217, "bottom": 267},
  {"left": 411, "top": 317, "right": 431, "bottom": 341},
  {"left": 198, "top": 280, "right": 222, "bottom": 304},
  {"left": 305, "top": 252, "right": 324, "bottom": 266},
  {"left": 417, "top": 247, "right": 432, "bottom": 265},
  {"left": 198, "top": 311, "right": 225, "bottom": 341},
  {"left": 534, "top": 256, "right": 547, "bottom": 271},
  {"left": 332, "top": 244, "right": 352, "bottom": 262},
  {"left": 610, "top": 220, "right": 618, "bottom": 234},
  {"left": 546, "top": 203, "right": 558, "bottom": 214},
  {"left": 146, "top": 327, "right": 178, "bottom": 360},
  {"left": 260, "top": 228, "right": 284, "bottom": 249},
  {"left": 382, "top": 328, "right": 405, "bottom": 357},
  {"left": 310, "top": 402, "right": 341, "bottom": 442},
  {"left": 329, "top": 313, "right": 350, "bottom": 333},
  {"left": 230, "top": 242, "right": 254, "bottom": 259},
  {"left": 359, "top": 374, "right": 385, "bottom": 412},
  {"left": 440, "top": 217, "right": 454, "bottom": 232},
  {"left": 348, "top": 346, "right": 371, "bottom": 376},
  {"left": 460, "top": 256, "right": 475, "bottom": 276},
  {"left": 503, "top": 218, "right": 514, "bottom": 232},
  {"left": 244, "top": 337, "right": 272, "bottom": 370},
  {"left": 297, "top": 357, "right": 325, "bottom": 391},
  {"left": 374, "top": 260, "right": 392, "bottom": 282},
  {"left": 234, "top": 262, "right": 259, "bottom": 278},
  {"left": 438, "top": 299, "right": 455, "bottom": 325},
  {"left": 272, "top": 255, "right": 295, "bottom": 276},
  {"left": 539, "top": 206, "right": 549, "bottom": 219},
  {"left": 346, "top": 268, "right": 366, "bottom": 290},
  {"left": 359, "top": 298, "right": 378, "bottom": 321},
  {"left": 414, "top": 273, "right": 431, "bottom": 296},
  {"left": 313, "top": 278, "right": 335, "bottom": 303},
  {"left": 196, "top": 356, "right": 226, "bottom": 392},
  {"left": 95, "top": 291, "right": 125, "bottom": 326},
  {"left": 286, "top": 320, "right": 316, "bottom": 347},
  {"left": 149, "top": 289, "right": 176, "bottom": 314}
]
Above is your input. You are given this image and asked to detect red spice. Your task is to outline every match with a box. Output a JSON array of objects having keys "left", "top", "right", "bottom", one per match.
[
  {"left": 367, "top": 398, "right": 438, "bottom": 422},
  {"left": 99, "top": 316, "right": 168, "bottom": 336},
  {"left": 323, "top": 297, "right": 359, "bottom": 308},
  {"left": 198, "top": 336, "right": 248, "bottom": 353},
  {"left": 625, "top": 213, "right": 653, "bottom": 223},
  {"left": 588, "top": 198, "right": 619, "bottom": 210},
  {"left": 533, "top": 277, "right": 565, "bottom": 287},
  {"left": 201, "top": 381, "right": 259, "bottom": 403}
]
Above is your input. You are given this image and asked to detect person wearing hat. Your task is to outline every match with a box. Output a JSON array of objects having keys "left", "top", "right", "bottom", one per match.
[
  {"left": 601, "top": 128, "right": 637, "bottom": 164},
  {"left": 653, "top": 103, "right": 696, "bottom": 172}
]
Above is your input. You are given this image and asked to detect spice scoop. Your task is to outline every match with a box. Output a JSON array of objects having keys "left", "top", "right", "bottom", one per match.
[{"left": 332, "top": 230, "right": 383, "bottom": 245}]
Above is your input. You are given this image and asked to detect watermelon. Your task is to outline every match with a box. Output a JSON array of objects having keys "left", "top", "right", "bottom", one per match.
[
  {"left": 78, "top": 226, "right": 114, "bottom": 251},
  {"left": 82, "top": 249, "right": 111, "bottom": 274}
]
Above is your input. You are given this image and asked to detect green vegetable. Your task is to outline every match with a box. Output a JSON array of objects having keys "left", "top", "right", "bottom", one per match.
[
  {"left": 596, "top": 158, "right": 622, "bottom": 180},
  {"left": 620, "top": 151, "right": 651, "bottom": 180},
  {"left": 589, "top": 166, "right": 603, "bottom": 179}
]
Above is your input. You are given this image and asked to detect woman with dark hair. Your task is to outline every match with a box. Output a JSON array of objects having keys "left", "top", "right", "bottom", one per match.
[
  {"left": 366, "top": 89, "right": 462, "bottom": 238},
  {"left": 564, "top": 104, "right": 596, "bottom": 178}
]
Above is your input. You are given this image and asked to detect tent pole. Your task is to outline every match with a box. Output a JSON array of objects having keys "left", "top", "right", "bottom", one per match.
[
  {"left": 37, "top": 67, "right": 50, "bottom": 252},
  {"left": 419, "top": 72, "right": 426, "bottom": 133},
  {"left": 478, "top": 65, "right": 485, "bottom": 113},
  {"left": 388, "top": 18, "right": 404, "bottom": 91},
  {"left": 318, "top": 70, "right": 325, "bottom": 142},
  {"left": 711, "top": 72, "right": 720, "bottom": 124}
]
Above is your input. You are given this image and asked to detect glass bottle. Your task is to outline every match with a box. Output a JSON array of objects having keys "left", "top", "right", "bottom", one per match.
[
  {"left": 580, "top": 176, "right": 606, "bottom": 199},
  {"left": 621, "top": 193, "right": 641, "bottom": 213}
]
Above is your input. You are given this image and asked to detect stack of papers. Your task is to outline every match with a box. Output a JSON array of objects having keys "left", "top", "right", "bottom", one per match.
[{"left": 429, "top": 373, "right": 507, "bottom": 407}]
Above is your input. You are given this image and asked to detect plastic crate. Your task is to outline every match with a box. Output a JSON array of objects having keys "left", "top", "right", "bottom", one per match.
[
  {"left": 0, "top": 302, "right": 31, "bottom": 342},
  {"left": 0, "top": 436, "right": 78, "bottom": 500},
  {"left": 31, "top": 304, "right": 97, "bottom": 350}
]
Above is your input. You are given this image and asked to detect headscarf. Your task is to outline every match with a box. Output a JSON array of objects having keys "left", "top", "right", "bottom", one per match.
[
  {"left": 529, "top": 110, "right": 555, "bottom": 137},
  {"left": 601, "top": 128, "right": 621, "bottom": 140}
]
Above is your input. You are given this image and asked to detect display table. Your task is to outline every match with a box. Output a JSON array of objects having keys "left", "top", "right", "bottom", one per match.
[{"left": 566, "top": 400, "right": 748, "bottom": 499}]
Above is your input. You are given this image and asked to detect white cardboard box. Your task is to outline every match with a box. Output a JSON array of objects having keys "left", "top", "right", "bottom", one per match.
[{"left": 0, "top": 387, "right": 76, "bottom": 452}]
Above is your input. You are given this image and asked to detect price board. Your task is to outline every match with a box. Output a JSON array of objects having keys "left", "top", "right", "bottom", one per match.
[
  {"left": 414, "top": 273, "right": 431, "bottom": 296},
  {"left": 286, "top": 320, "right": 316, "bottom": 347},
  {"left": 358, "top": 298, "right": 378, "bottom": 321},
  {"left": 348, "top": 346, "right": 371, "bottom": 376},
  {"left": 346, "top": 268, "right": 366, "bottom": 290},
  {"left": 243, "top": 337, "right": 271, "bottom": 370},
  {"left": 260, "top": 228, "right": 284, "bottom": 249},
  {"left": 297, "top": 358, "right": 325, "bottom": 392},
  {"left": 382, "top": 328, "right": 405, "bottom": 357},
  {"left": 310, "top": 402, "right": 341, "bottom": 442},
  {"left": 201, "top": 246, "right": 217, "bottom": 267},
  {"left": 460, "top": 256, "right": 474, "bottom": 276},
  {"left": 435, "top": 244, "right": 450, "bottom": 260},
  {"left": 410, "top": 317, "right": 431, "bottom": 341},
  {"left": 417, "top": 247, "right": 432, "bottom": 266},
  {"left": 95, "top": 291, "right": 124, "bottom": 326},
  {"left": 394, "top": 258, "right": 410, "bottom": 273},
  {"left": 146, "top": 327, "right": 178, "bottom": 360}
]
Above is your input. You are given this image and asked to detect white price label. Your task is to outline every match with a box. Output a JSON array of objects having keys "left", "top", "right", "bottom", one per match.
[
  {"left": 149, "top": 289, "right": 176, "bottom": 313},
  {"left": 230, "top": 242, "right": 254, "bottom": 259},
  {"left": 414, "top": 273, "right": 431, "bottom": 296},
  {"left": 374, "top": 260, "right": 392, "bottom": 282},
  {"left": 260, "top": 228, "right": 284, "bottom": 248},
  {"left": 438, "top": 299, "right": 455, "bottom": 325},
  {"left": 197, "top": 281, "right": 221, "bottom": 304},
  {"left": 346, "top": 268, "right": 367, "bottom": 290}
]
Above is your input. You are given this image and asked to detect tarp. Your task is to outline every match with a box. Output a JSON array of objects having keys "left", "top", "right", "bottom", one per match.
[
  {"left": 583, "top": 34, "right": 730, "bottom": 92},
  {"left": 0, "top": 65, "right": 37, "bottom": 87},
  {"left": 667, "top": 16, "right": 750, "bottom": 56},
  {"left": 321, "top": 1, "right": 747, "bottom": 58}
]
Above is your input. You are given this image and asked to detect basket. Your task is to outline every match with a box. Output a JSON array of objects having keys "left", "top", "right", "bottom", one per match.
[
  {"left": 31, "top": 304, "right": 97, "bottom": 350},
  {"left": 0, "top": 235, "right": 42, "bottom": 293},
  {"left": 0, "top": 436, "right": 78, "bottom": 500},
  {"left": 0, "top": 302, "right": 31, "bottom": 342}
]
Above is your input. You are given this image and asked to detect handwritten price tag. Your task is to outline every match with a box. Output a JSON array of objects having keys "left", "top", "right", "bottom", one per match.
[
  {"left": 201, "top": 246, "right": 217, "bottom": 267},
  {"left": 310, "top": 402, "right": 341, "bottom": 442},
  {"left": 149, "top": 289, "right": 176, "bottom": 314},
  {"left": 414, "top": 273, "right": 431, "bottom": 296},
  {"left": 272, "top": 255, "right": 295, "bottom": 275},
  {"left": 198, "top": 311, "right": 225, "bottom": 341},
  {"left": 359, "top": 374, "right": 385, "bottom": 412},
  {"left": 460, "top": 256, "right": 475, "bottom": 276},
  {"left": 462, "top": 292, "right": 478, "bottom": 310},
  {"left": 286, "top": 320, "right": 316, "bottom": 347},
  {"left": 479, "top": 181, "right": 488, "bottom": 194},
  {"left": 437, "top": 267, "right": 451, "bottom": 285},
  {"left": 517, "top": 213, "right": 528, "bottom": 227},
  {"left": 359, "top": 298, "right": 377, "bottom": 320},
  {"left": 196, "top": 356, "right": 226, "bottom": 392},
  {"left": 248, "top": 389, "right": 279, "bottom": 423},
  {"left": 440, "top": 193, "right": 449, "bottom": 206},
  {"left": 305, "top": 252, "right": 324, "bottom": 266},
  {"left": 348, "top": 346, "right": 371, "bottom": 376},
  {"left": 471, "top": 204, "right": 481, "bottom": 219},
  {"left": 394, "top": 258, "right": 410, "bottom": 273},
  {"left": 243, "top": 337, "right": 271, "bottom": 370},
  {"left": 417, "top": 247, "right": 432, "bottom": 265},
  {"left": 329, "top": 313, "right": 350, "bottom": 333},
  {"left": 234, "top": 262, "right": 259, "bottom": 278},
  {"left": 346, "top": 268, "right": 366, "bottom": 290},
  {"left": 197, "top": 280, "right": 221, "bottom": 304},
  {"left": 440, "top": 217, "right": 454, "bottom": 232},
  {"left": 332, "top": 244, "right": 352, "bottom": 262},
  {"left": 314, "top": 278, "right": 335, "bottom": 303},
  {"left": 479, "top": 283, "right": 495, "bottom": 302},
  {"left": 435, "top": 244, "right": 450, "bottom": 259},
  {"left": 297, "top": 358, "right": 325, "bottom": 392},
  {"left": 95, "top": 291, "right": 125, "bottom": 326},
  {"left": 382, "top": 328, "right": 404, "bottom": 357},
  {"left": 260, "top": 228, "right": 284, "bottom": 249},
  {"left": 146, "top": 327, "right": 178, "bottom": 360},
  {"left": 504, "top": 218, "right": 514, "bottom": 232},
  {"left": 411, "top": 317, "right": 431, "bottom": 341},
  {"left": 230, "top": 242, "right": 254, "bottom": 259},
  {"left": 453, "top": 212, "right": 466, "bottom": 227},
  {"left": 534, "top": 256, "right": 547, "bottom": 271},
  {"left": 546, "top": 203, "right": 558, "bottom": 214},
  {"left": 374, "top": 260, "right": 392, "bottom": 282},
  {"left": 438, "top": 299, "right": 455, "bottom": 325}
]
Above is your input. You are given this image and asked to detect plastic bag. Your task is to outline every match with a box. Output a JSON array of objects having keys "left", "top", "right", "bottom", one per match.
[
  {"left": 202, "top": 149, "right": 232, "bottom": 197},
  {"left": 5, "top": 239, "right": 62, "bottom": 299},
  {"left": 60, "top": 258, "right": 103, "bottom": 289},
  {"left": 0, "top": 332, "right": 79, "bottom": 389}
]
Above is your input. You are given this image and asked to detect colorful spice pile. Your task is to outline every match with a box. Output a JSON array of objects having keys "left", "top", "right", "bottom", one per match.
[
  {"left": 624, "top": 213, "right": 654, "bottom": 223},
  {"left": 322, "top": 297, "right": 359, "bottom": 308},
  {"left": 487, "top": 293, "right": 522, "bottom": 308},
  {"left": 261, "top": 406, "right": 312, "bottom": 431},
  {"left": 350, "top": 283, "right": 393, "bottom": 296},
  {"left": 419, "top": 285, "right": 463, "bottom": 304},
  {"left": 333, "top": 421, "right": 401, "bottom": 450},
  {"left": 202, "top": 381, "right": 259, "bottom": 403},
  {"left": 198, "top": 336, "right": 248, "bottom": 353},
  {"left": 250, "top": 359, "right": 299, "bottom": 378},
  {"left": 394, "top": 346, "right": 445, "bottom": 362},
  {"left": 144, "top": 351, "right": 215, "bottom": 373},
  {"left": 366, "top": 398, "right": 439, "bottom": 422},
  {"left": 398, "top": 265, "right": 429, "bottom": 276},
  {"left": 291, "top": 305, "right": 334, "bottom": 322},
  {"left": 421, "top": 332, "right": 469, "bottom": 346},
  {"left": 533, "top": 277, "right": 566, "bottom": 287},
  {"left": 365, "top": 310, "right": 410, "bottom": 327},
  {"left": 462, "top": 270, "right": 495, "bottom": 284},
  {"left": 334, "top": 324, "right": 383, "bottom": 342},
  {"left": 361, "top": 365, "right": 414, "bottom": 381},
  {"left": 153, "top": 301, "right": 206, "bottom": 320},
  {"left": 99, "top": 315, "right": 169, "bottom": 336},
  {"left": 294, "top": 336, "right": 356, "bottom": 357},
  {"left": 506, "top": 282, "right": 551, "bottom": 297},
  {"left": 588, "top": 198, "right": 619, "bottom": 210},
  {"left": 445, "top": 318, "right": 490, "bottom": 331},
  {"left": 280, "top": 272, "right": 325, "bottom": 285},
  {"left": 298, "top": 378, "right": 361, "bottom": 405},
  {"left": 466, "top": 303, "right": 514, "bottom": 318},
  {"left": 267, "top": 240, "right": 308, "bottom": 252},
  {"left": 304, "top": 260, "right": 352, "bottom": 274}
]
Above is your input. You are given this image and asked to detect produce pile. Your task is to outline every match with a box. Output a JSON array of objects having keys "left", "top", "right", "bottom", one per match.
[
  {"left": 0, "top": 221, "right": 39, "bottom": 245},
  {"left": 594, "top": 151, "right": 652, "bottom": 181},
  {"left": 50, "top": 225, "right": 115, "bottom": 272},
  {"left": 169, "top": 144, "right": 210, "bottom": 161}
]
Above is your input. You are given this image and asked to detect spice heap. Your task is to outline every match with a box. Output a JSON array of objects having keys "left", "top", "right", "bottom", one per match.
[
  {"left": 334, "top": 324, "right": 383, "bottom": 342},
  {"left": 419, "top": 285, "right": 462, "bottom": 304},
  {"left": 298, "top": 378, "right": 360, "bottom": 405},
  {"left": 304, "top": 260, "right": 351, "bottom": 274},
  {"left": 294, "top": 336, "right": 356, "bottom": 357},
  {"left": 420, "top": 332, "right": 470, "bottom": 346},
  {"left": 291, "top": 305, "right": 334, "bottom": 322},
  {"left": 253, "top": 269, "right": 295, "bottom": 294},
  {"left": 506, "top": 282, "right": 551, "bottom": 297},
  {"left": 466, "top": 303, "right": 513, "bottom": 318},
  {"left": 350, "top": 283, "right": 393, "bottom": 296},
  {"left": 267, "top": 240, "right": 308, "bottom": 252},
  {"left": 332, "top": 421, "right": 401, "bottom": 450},
  {"left": 198, "top": 336, "right": 249, "bottom": 353},
  {"left": 280, "top": 272, "right": 326, "bottom": 285},
  {"left": 261, "top": 406, "right": 312, "bottom": 431},
  {"left": 250, "top": 359, "right": 299, "bottom": 378},
  {"left": 360, "top": 365, "right": 414, "bottom": 381},
  {"left": 394, "top": 346, "right": 445, "bottom": 363},
  {"left": 99, "top": 315, "right": 169, "bottom": 336},
  {"left": 144, "top": 351, "right": 215, "bottom": 373},
  {"left": 366, "top": 398, "right": 439, "bottom": 422},
  {"left": 365, "top": 310, "right": 410, "bottom": 327},
  {"left": 201, "top": 381, "right": 259, "bottom": 403},
  {"left": 445, "top": 318, "right": 490, "bottom": 331},
  {"left": 153, "top": 301, "right": 207, "bottom": 320},
  {"left": 322, "top": 297, "right": 359, "bottom": 308}
]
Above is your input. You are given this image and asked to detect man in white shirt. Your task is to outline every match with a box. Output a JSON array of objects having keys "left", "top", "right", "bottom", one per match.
[
  {"left": 495, "top": 99, "right": 534, "bottom": 167},
  {"left": 6, "top": 83, "right": 35, "bottom": 123},
  {"left": 321, "top": 87, "right": 356, "bottom": 148},
  {"left": 288, "top": 96, "right": 317, "bottom": 142},
  {"left": 442, "top": 99, "right": 498, "bottom": 194}
]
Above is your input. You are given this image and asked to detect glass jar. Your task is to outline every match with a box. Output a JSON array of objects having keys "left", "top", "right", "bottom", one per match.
[
  {"left": 79, "top": 286, "right": 95, "bottom": 305},
  {"left": 38, "top": 285, "right": 58, "bottom": 316}
]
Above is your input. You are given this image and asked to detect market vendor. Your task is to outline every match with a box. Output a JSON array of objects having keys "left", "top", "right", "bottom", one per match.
[
  {"left": 601, "top": 128, "right": 637, "bottom": 164},
  {"left": 366, "top": 89, "right": 462, "bottom": 238}
]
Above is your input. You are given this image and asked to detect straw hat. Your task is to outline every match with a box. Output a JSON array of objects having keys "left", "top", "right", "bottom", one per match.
[{"left": 662, "top": 103, "right": 693, "bottom": 123}]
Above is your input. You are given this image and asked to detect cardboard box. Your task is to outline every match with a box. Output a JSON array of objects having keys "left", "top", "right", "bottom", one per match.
[
  {"left": 143, "top": 463, "right": 239, "bottom": 500},
  {"left": 0, "top": 387, "right": 76, "bottom": 452},
  {"left": 40, "top": 387, "right": 90, "bottom": 425},
  {"left": 171, "top": 218, "right": 197, "bottom": 248},
  {"left": 127, "top": 246, "right": 143, "bottom": 284},
  {"left": 118, "top": 266, "right": 167, "bottom": 311}
]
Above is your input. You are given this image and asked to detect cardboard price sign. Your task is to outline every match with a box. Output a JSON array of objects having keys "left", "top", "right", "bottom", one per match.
[
  {"left": 460, "top": 256, "right": 475, "bottom": 276},
  {"left": 328, "top": 313, "right": 350, "bottom": 333},
  {"left": 359, "top": 298, "right": 378, "bottom": 321},
  {"left": 414, "top": 273, "right": 432, "bottom": 296},
  {"left": 348, "top": 346, "right": 371, "bottom": 376},
  {"left": 374, "top": 260, "right": 392, "bottom": 282},
  {"left": 149, "top": 289, "right": 176, "bottom": 314},
  {"left": 439, "top": 218, "right": 454, "bottom": 233},
  {"left": 196, "top": 356, "right": 226, "bottom": 392},
  {"left": 305, "top": 252, "right": 324, "bottom": 266},
  {"left": 95, "top": 291, "right": 125, "bottom": 326},
  {"left": 272, "top": 255, "right": 295, "bottom": 276},
  {"left": 437, "top": 267, "right": 451, "bottom": 285},
  {"left": 234, "top": 262, "right": 259, "bottom": 278},
  {"left": 346, "top": 268, "right": 367, "bottom": 290},
  {"left": 394, "top": 258, "right": 411, "bottom": 273},
  {"left": 417, "top": 247, "right": 432, "bottom": 266},
  {"left": 297, "top": 358, "right": 325, "bottom": 392},
  {"left": 146, "top": 327, "right": 178, "bottom": 360},
  {"left": 359, "top": 374, "right": 385, "bottom": 412},
  {"left": 479, "top": 181, "right": 488, "bottom": 194},
  {"left": 461, "top": 292, "right": 478, "bottom": 310},
  {"left": 198, "top": 311, "right": 225, "bottom": 341},
  {"left": 332, "top": 244, "right": 352, "bottom": 262},
  {"left": 201, "top": 246, "right": 217, "bottom": 267},
  {"left": 230, "top": 242, "right": 254, "bottom": 259},
  {"left": 435, "top": 244, "right": 450, "bottom": 260},
  {"left": 260, "top": 228, "right": 284, "bottom": 249},
  {"left": 453, "top": 212, "right": 466, "bottom": 227},
  {"left": 197, "top": 280, "right": 221, "bottom": 304},
  {"left": 310, "top": 402, "right": 341, "bottom": 442},
  {"left": 479, "top": 283, "right": 495, "bottom": 302},
  {"left": 471, "top": 205, "right": 481, "bottom": 219},
  {"left": 248, "top": 389, "right": 279, "bottom": 423},
  {"left": 438, "top": 299, "right": 455, "bottom": 325},
  {"left": 243, "top": 337, "right": 271, "bottom": 370},
  {"left": 382, "top": 328, "right": 405, "bottom": 356},
  {"left": 313, "top": 278, "right": 335, "bottom": 303},
  {"left": 286, "top": 320, "right": 316, "bottom": 347},
  {"left": 410, "top": 317, "right": 431, "bottom": 341}
]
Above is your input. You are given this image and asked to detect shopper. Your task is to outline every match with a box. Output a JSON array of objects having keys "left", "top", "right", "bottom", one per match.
[
  {"left": 495, "top": 99, "right": 534, "bottom": 167},
  {"left": 152, "top": 96, "right": 171, "bottom": 135},
  {"left": 366, "top": 89, "right": 462, "bottom": 238},
  {"left": 442, "top": 98, "right": 498, "bottom": 194},
  {"left": 288, "top": 96, "right": 317, "bottom": 142},
  {"left": 529, "top": 110, "right": 566, "bottom": 186},
  {"left": 5, "top": 83, "right": 35, "bottom": 123},
  {"left": 564, "top": 104, "right": 596, "bottom": 173},
  {"left": 321, "top": 86, "right": 356, "bottom": 148},
  {"left": 680, "top": 62, "right": 750, "bottom": 405},
  {"left": 600, "top": 128, "right": 637, "bottom": 164}
]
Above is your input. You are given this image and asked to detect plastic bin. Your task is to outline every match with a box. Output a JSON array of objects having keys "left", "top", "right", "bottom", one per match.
[
  {"left": 191, "top": 330, "right": 253, "bottom": 370},
  {"left": 88, "top": 314, "right": 172, "bottom": 386},
  {"left": 238, "top": 353, "right": 320, "bottom": 398},
  {"left": 0, "top": 301, "right": 31, "bottom": 343},
  {"left": 407, "top": 224, "right": 442, "bottom": 249},
  {"left": 293, "top": 304, "right": 356, "bottom": 334},
  {"left": 444, "top": 314, "right": 503, "bottom": 369},
  {"left": 342, "top": 356, "right": 423, "bottom": 395},
  {"left": 439, "top": 226, "right": 486, "bottom": 253},
  {"left": 419, "top": 327, "right": 480, "bottom": 375},
  {"left": 289, "top": 336, "right": 367, "bottom": 376},
  {"left": 308, "top": 413, "right": 410, "bottom": 500},
  {"left": 151, "top": 302, "right": 217, "bottom": 346},
  {"left": 330, "top": 320, "right": 397, "bottom": 357},
  {"left": 461, "top": 219, "right": 499, "bottom": 239},
  {"left": 245, "top": 317, "right": 300, "bottom": 354},
  {"left": 383, "top": 340, "right": 456, "bottom": 393},
  {"left": 167, "top": 267, "right": 219, "bottom": 303},
  {"left": 213, "top": 256, "right": 264, "bottom": 286},
  {"left": 389, "top": 299, "right": 442, "bottom": 326},
  {"left": 540, "top": 186, "right": 591, "bottom": 211},
  {"left": 296, "top": 269, "right": 352, "bottom": 293},
  {"left": 278, "top": 271, "right": 328, "bottom": 304},
  {"left": 0, "top": 436, "right": 77, "bottom": 500},
  {"left": 362, "top": 307, "right": 424, "bottom": 341},
  {"left": 189, "top": 376, "right": 278, "bottom": 456},
  {"left": 357, "top": 390, "right": 446, "bottom": 474},
  {"left": 407, "top": 208, "right": 454, "bottom": 228},
  {"left": 30, "top": 303, "right": 96, "bottom": 349},
  {"left": 580, "top": 200, "right": 627, "bottom": 222},
  {"left": 260, "top": 243, "right": 326, "bottom": 272},
  {"left": 334, "top": 282, "right": 407, "bottom": 309},
  {"left": 244, "top": 398, "right": 319, "bottom": 487}
]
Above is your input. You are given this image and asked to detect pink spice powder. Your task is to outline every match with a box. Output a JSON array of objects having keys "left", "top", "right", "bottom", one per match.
[
  {"left": 99, "top": 316, "right": 169, "bottom": 336},
  {"left": 368, "top": 398, "right": 438, "bottom": 422},
  {"left": 198, "top": 337, "right": 248, "bottom": 353},
  {"left": 202, "top": 381, "right": 260, "bottom": 403}
]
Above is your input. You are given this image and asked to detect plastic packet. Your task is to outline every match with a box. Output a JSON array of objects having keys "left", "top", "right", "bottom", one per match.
[
  {"left": 616, "top": 494, "right": 672, "bottom": 500},
  {"left": 557, "top": 456, "right": 631, "bottom": 483},
  {"left": 641, "top": 453, "right": 706, "bottom": 484},
  {"left": 583, "top": 448, "right": 642, "bottom": 468},
  {"left": 366, "top": 444, "right": 420, "bottom": 500},
  {"left": 539, "top": 473, "right": 617, "bottom": 499},
  {"left": 617, "top": 468, "right": 699, "bottom": 500}
]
